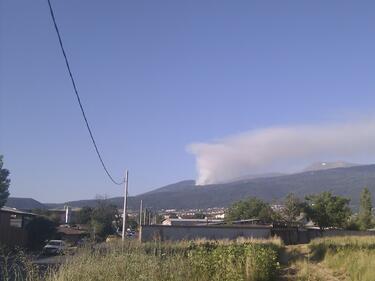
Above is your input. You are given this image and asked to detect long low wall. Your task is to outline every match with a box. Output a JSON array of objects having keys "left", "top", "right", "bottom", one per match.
[
  {"left": 308, "top": 229, "right": 375, "bottom": 239},
  {"left": 140, "top": 225, "right": 272, "bottom": 242},
  {"left": 140, "top": 225, "right": 375, "bottom": 244}
]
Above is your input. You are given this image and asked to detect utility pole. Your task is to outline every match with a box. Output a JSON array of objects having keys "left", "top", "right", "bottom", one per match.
[
  {"left": 139, "top": 200, "right": 143, "bottom": 226},
  {"left": 122, "top": 170, "right": 129, "bottom": 241}
]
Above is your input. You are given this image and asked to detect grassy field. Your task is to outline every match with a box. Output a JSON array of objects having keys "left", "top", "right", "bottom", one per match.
[
  {"left": 309, "top": 236, "right": 375, "bottom": 281},
  {"left": 286, "top": 236, "right": 375, "bottom": 281},
  {"left": 1, "top": 238, "right": 282, "bottom": 281},
  {"left": 4, "top": 236, "right": 375, "bottom": 281},
  {"left": 47, "top": 238, "right": 282, "bottom": 281}
]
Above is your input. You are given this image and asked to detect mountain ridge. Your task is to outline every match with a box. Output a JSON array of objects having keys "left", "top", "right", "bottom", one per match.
[
  {"left": 302, "top": 161, "right": 359, "bottom": 172},
  {"left": 6, "top": 163, "right": 375, "bottom": 211}
]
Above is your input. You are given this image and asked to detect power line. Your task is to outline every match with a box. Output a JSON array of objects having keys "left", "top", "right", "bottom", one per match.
[{"left": 47, "top": 0, "right": 124, "bottom": 185}]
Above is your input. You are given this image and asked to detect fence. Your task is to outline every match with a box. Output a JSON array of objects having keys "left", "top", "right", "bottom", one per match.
[{"left": 140, "top": 225, "right": 271, "bottom": 242}]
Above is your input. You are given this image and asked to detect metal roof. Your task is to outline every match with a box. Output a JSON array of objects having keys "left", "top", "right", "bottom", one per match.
[{"left": 0, "top": 206, "right": 37, "bottom": 216}]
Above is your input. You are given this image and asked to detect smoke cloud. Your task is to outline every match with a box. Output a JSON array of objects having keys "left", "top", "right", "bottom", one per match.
[{"left": 188, "top": 119, "right": 375, "bottom": 185}]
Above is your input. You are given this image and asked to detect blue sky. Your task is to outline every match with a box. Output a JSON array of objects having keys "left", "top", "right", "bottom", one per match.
[{"left": 1, "top": 1, "right": 375, "bottom": 202}]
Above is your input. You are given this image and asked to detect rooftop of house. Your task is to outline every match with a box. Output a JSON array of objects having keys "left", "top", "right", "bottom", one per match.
[{"left": 0, "top": 206, "right": 37, "bottom": 217}]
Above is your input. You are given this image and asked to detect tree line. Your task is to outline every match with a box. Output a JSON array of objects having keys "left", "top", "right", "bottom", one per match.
[{"left": 226, "top": 188, "right": 374, "bottom": 231}]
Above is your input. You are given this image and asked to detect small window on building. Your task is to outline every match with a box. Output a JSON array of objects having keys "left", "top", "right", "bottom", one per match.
[{"left": 10, "top": 214, "right": 22, "bottom": 228}]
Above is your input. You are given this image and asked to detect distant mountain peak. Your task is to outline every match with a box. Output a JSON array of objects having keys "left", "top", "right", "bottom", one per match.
[
  {"left": 10, "top": 163, "right": 375, "bottom": 211},
  {"left": 302, "top": 161, "right": 359, "bottom": 172},
  {"left": 5, "top": 197, "right": 47, "bottom": 211}
]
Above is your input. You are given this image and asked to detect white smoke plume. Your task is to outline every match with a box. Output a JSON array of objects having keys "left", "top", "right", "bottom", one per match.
[{"left": 188, "top": 119, "right": 375, "bottom": 185}]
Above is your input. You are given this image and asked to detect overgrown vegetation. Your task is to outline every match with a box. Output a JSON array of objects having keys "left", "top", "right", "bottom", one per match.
[
  {"left": 358, "top": 188, "right": 374, "bottom": 230},
  {"left": 48, "top": 239, "right": 281, "bottom": 281},
  {"left": 5, "top": 235, "right": 375, "bottom": 281},
  {"left": 1, "top": 238, "right": 282, "bottom": 281},
  {"left": 0, "top": 247, "right": 39, "bottom": 281},
  {"left": 289, "top": 236, "right": 375, "bottom": 281}
]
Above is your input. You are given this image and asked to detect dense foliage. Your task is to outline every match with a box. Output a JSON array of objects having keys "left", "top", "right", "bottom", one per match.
[
  {"left": 225, "top": 197, "right": 274, "bottom": 222},
  {"left": 91, "top": 200, "right": 118, "bottom": 239},
  {"left": 75, "top": 206, "right": 93, "bottom": 225},
  {"left": 0, "top": 155, "right": 10, "bottom": 208},
  {"left": 25, "top": 216, "right": 57, "bottom": 250},
  {"left": 31, "top": 209, "right": 63, "bottom": 225},
  {"left": 305, "top": 192, "right": 351, "bottom": 229},
  {"left": 358, "top": 187, "right": 373, "bottom": 230}
]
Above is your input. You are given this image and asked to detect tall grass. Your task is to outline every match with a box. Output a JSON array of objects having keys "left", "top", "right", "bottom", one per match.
[
  {"left": 308, "top": 236, "right": 375, "bottom": 281},
  {"left": 0, "top": 247, "right": 39, "bottom": 281},
  {"left": 44, "top": 238, "right": 282, "bottom": 281}
]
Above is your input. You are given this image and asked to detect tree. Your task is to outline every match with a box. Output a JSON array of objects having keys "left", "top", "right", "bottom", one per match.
[
  {"left": 91, "top": 200, "right": 117, "bottom": 240},
  {"left": 75, "top": 206, "right": 93, "bottom": 225},
  {"left": 26, "top": 216, "right": 57, "bottom": 250},
  {"left": 345, "top": 215, "right": 360, "bottom": 230},
  {"left": 282, "top": 193, "right": 305, "bottom": 222},
  {"left": 0, "top": 155, "right": 10, "bottom": 208},
  {"left": 305, "top": 192, "right": 351, "bottom": 230},
  {"left": 358, "top": 187, "right": 373, "bottom": 230},
  {"left": 226, "top": 197, "right": 274, "bottom": 222},
  {"left": 31, "top": 209, "right": 62, "bottom": 225}
]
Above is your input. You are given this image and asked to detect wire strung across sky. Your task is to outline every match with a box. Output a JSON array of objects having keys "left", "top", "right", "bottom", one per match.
[{"left": 46, "top": 0, "right": 125, "bottom": 185}]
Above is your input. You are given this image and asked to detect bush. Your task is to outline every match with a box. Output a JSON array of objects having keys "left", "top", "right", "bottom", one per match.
[{"left": 26, "top": 216, "right": 56, "bottom": 250}]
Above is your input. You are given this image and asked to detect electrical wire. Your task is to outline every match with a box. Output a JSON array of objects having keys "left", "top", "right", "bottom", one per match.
[{"left": 47, "top": 0, "right": 125, "bottom": 185}]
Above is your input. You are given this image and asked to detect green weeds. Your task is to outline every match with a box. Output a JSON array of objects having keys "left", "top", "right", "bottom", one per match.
[
  {"left": 46, "top": 239, "right": 281, "bottom": 281},
  {"left": 310, "top": 236, "right": 375, "bottom": 281}
]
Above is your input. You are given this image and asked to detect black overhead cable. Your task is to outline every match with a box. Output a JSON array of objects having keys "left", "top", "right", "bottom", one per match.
[{"left": 47, "top": 0, "right": 124, "bottom": 185}]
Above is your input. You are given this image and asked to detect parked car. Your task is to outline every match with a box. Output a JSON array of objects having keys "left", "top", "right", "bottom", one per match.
[{"left": 42, "top": 240, "right": 66, "bottom": 255}]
